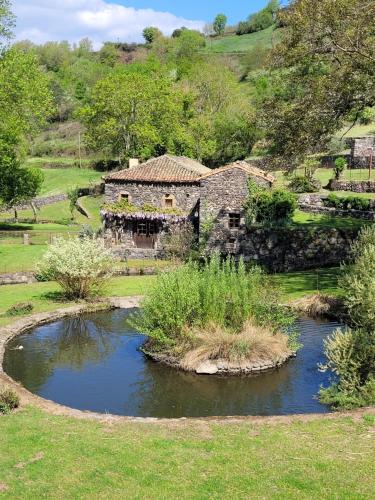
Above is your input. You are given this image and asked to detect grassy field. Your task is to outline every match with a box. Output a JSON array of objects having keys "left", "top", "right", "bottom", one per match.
[
  {"left": 204, "top": 26, "right": 278, "bottom": 53},
  {"left": 0, "top": 196, "right": 104, "bottom": 229},
  {"left": 0, "top": 267, "right": 341, "bottom": 327},
  {"left": 292, "top": 210, "right": 370, "bottom": 229},
  {"left": 39, "top": 168, "right": 105, "bottom": 196},
  {"left": 0, "top": 407, "right": 374, "bottom": 498},
  {"left": 275, "top": 167, "right": 375, "bottom": 198},
  {"left": 0, "top": 243, "right": 172, "bottom": 274}
]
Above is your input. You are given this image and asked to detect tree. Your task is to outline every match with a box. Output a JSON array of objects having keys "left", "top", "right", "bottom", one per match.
[
  {"left": 0, "top": 144, "right": 44, "bottom": 220},
  {"left": 142, "top": 26, "right": 162, "bottom": 44},
  {"left": 179, "top": 62, "right": 258, "bottom": 165},
  {"left": 172, "top": 27, "right": 187, "bottom": 38},
  {"left": 261, "top": 0, "right": 375, "bottom": 169},
  {"left": 0, "top": 0, "right": 15, "bottom": 51},
  {"left": 98, "top": 42, "right": 119, "bottom": 67},
  {"left": 0, "top": 47, "right": 55, "bottom": 146},
  {"left": 80, "top": 67, "right": 183, "bottom": 163},
  {"left": 213, "top": 14, "right": 227, "bottom": 36},
  {"left": 38, "top": 237, "right": 114, "bottom": 299}
]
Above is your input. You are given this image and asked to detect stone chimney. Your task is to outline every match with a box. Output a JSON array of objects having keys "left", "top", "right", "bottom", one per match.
[{"left": 128, "top": 158, "right": 139, "bottom": 169}]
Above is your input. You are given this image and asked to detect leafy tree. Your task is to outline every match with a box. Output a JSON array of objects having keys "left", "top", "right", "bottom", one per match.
[
  {"left": 80, "top": 67, "right": 183, "bottom": 163},
  {"left": 262, "top": 0, "right": 375, "bottom": 169},
  {"left": 0, "top": 144, "right": 44, "bottom": 220},
  {"left": 213, "top": 14, "right": 227, "bottom": 36},
  {"left": 179, "top": 62, "right": 258, "bottom": 165},
  {"left": 0, "top": 0, "right": 15, "bottom": 51},
  {"left": 172, "top": 27, "right": 187, "bottom": 38},
  {"left": 98, "top": 42, "right": 119, "bottom": 67},
  {"left": 0, "top": 47, "right": 55, "bottom": 146},
  {"left": 142, "top": 26, "right": 162, "bottom": 44}
]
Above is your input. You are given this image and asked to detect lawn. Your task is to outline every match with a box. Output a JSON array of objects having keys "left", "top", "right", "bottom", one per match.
[
  {"left": 0, "top": 267, "right": 341, "bottom": 327},
  {"left": 292, "top": 210, "right": 370, "bottom": 229},
  {"left": 0, "top": 242, "right": 172, "bottom": 274},
  {"left": 0, "top": 407, "right": 374, "bottom": 498},
  {"left": 0, "top": 197, "right": 104, "bottom": 229},
  {"left": 204, "top": 25, "right": 279, "bottom": 53},
  {"left": 39, "top": 168, "right": 105, "bottom": 196},
  {"left": 275, "top": 167, "right": 375, "bottom": 192}
]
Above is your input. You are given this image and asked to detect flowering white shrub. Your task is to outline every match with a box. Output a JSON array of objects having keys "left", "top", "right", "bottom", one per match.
[{"left": 39, "top": 237, "right": 114, "bottom": 299}]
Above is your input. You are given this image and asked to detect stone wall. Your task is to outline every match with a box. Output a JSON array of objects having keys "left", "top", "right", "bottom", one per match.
[
  {"left": 199, "top": 168, "right": 271, "bottom": 246},
  {"left": 298, "top": 194, "right": 375, "bottom": 220},
  {"left": 105, "top": 181, "right": 201, "bottom": 214},
  {"left": 350, "top": 137, "right": 375, "bottom": 168},
  {"left": 207, "top": 226, "right": 358, "bottom": 272},
  {"left": 327, "top": 178, "right": 375, "bottom": 193}
]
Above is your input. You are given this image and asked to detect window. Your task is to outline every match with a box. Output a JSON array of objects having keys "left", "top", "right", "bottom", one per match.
[
  {"left": 164, "top": 194, "right": 175, "bottom": 208},
  {"left": 119, "top": 192, "right": 130, "bottom": 203},
  {"left": 228, "top": 213, "right": 241, "bottom": 229}
]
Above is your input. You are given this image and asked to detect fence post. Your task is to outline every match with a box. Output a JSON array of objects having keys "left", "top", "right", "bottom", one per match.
[{"left": 23, "top": 233, "right": 30, "bottom": 245}]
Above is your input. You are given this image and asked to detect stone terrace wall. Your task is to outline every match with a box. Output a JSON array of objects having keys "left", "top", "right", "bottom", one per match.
[
  {"left": 298, "top": 194, "right": 375, "bottom": 221},
  {"left": 208, "top": 226, "right": 358, "bottom": 272},
  {"left": 327, "top": 179, "right": 375, "bottom": 193}
]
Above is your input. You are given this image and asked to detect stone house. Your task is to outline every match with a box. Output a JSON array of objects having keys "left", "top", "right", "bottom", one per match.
[
  {"left": 102, "top": 155, "right": 275, "bottom": 258},
  {"left": 350, "top": 136, "right": 375, "bottom": 168}
]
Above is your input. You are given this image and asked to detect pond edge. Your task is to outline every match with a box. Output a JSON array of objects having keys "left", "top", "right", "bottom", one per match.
[{"left": 1, "top": 297, "right": 374, "bottom": 424}]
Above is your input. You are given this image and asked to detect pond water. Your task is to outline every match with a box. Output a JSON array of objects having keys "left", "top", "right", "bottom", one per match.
[{"left": 3, "top": 309, "right": 341, "bottom": 418}]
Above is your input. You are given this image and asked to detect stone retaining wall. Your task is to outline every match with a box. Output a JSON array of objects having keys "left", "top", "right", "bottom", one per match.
[
  {"left": 298, "top": 193, "right": 375, "bottom": 220},
  {"left": 209, "top": 226, "right": 358, "bottom": 272},
  {"left": 326, "top": 178, "right": 375, "bottom": 193}
]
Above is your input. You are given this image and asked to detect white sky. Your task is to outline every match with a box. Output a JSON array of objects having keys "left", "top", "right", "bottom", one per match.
[{"left": 13, "top": 0, "right": 205, "bottom": 48}]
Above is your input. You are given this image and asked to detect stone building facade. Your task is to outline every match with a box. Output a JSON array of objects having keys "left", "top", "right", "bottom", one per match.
[
  {"left": 350, "top": 137, "right": 375, "bottom": 168},
  {"left": 102, "top": 156, "right": 274, "bottom": 258}
]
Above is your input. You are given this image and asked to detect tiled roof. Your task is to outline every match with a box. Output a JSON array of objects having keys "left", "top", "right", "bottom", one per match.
[
  {"left": 105, "top": 155, "right": 210, "bottom": 183},
  {"left": 198, "top": 161, "right": 276, "bottom": 184}
]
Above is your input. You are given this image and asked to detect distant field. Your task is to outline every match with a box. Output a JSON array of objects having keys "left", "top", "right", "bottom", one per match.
[
  {"left": 338, "top": 122, "right": 375, "bottom": 138},
  {"left": 275, "top": 168, "right": 375, "bottom": 197},
  {"left": 0, "top": 196, "right": 104, "bottom": 229},
  {"left": 39, "top": 168, "right": 105, "bottom": 196},
  {"left": 204, "top": 26, "right": 279, "bottom": 54}
]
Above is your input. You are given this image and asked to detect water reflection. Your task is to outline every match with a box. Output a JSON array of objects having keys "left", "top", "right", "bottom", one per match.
[{"left": 4, "top": 311, "right": 340, "bottom": 417}]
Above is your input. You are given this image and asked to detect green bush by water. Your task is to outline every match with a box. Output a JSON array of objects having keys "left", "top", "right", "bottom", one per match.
[
  {"left": 132, "top": 255, "right": 297, "bottom": 353},
  {"left": 320, "top": 226, "right": 375, "bottom": 409}
]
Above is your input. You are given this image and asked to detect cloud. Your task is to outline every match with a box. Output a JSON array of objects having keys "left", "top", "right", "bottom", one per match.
[{"left": 13, "top": 0, "right": 205, "bottom": 48}]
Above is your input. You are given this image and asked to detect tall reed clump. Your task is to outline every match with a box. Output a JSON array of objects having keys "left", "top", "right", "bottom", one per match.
[
  {"left": 319, "top": 226, "right": 375, "bottom": 409},
  {"left": 132, "top": 255, "right": 298, "bottom": 359}
]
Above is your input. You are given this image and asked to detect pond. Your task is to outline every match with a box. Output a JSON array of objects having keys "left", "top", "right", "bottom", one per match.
[{"left": 3, "top": 309, "right": 341, "bottom": 418}]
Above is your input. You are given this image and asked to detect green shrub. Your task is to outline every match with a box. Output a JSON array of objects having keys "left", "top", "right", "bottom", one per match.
[
  {"left": 288, "top": 175, "right": 321, "bottom": 193},
  {"left": 319, "top": 328, "right": 375, "bottom": 409},
  {"left": 245, "top": 182, "right": 297, "bottom": 227},
  {"left": 6, "top": 302, "right": 34, "bottom": 317},
  {"left": 325, "top": 194, "right": 371, "bottom": 211},
  {"left": 0, "top": 389, "right": 20, "bottom": 414},
  {"left": 333, "top": 157, "right": 347, "bottom": 180},
  {"left": 325, "top": 193, "right": 341, "bottom": 208},
  {"left": 38, "top": 237, "right": 114, "bottom": 299},
  {"left": 320, "top": 226, "right": 375, "bottom": 409},
  {"left": 132, "top": 255, "right": 297, "bottom": 354}
]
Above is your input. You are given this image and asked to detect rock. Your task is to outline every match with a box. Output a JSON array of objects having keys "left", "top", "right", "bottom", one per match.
[{"left": 196, "top": 361, "right": 219, "bottom": 375}]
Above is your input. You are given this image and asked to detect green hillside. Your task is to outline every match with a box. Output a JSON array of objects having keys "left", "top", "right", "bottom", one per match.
[{"left": 204, "top": 26, "right": 279, "bottom": 54}]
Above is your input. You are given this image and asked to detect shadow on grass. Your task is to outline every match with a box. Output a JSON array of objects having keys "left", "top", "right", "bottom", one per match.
[
  {"left": 273, "top": 267, "right": 343, "bottom": 299},
  {"left": 0, "top": 222, "right": 34, "bottom": 231},
  {"left": 39, "top": 290, "right": 70, "bottom": 303},
  {"left": 293, "top": 213, "right": 370, "bottom": 230}
]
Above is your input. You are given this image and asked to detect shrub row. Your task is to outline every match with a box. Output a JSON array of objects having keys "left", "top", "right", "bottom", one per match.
[{"left": 325, "top": 193, "right": 371, "bottom": 211}]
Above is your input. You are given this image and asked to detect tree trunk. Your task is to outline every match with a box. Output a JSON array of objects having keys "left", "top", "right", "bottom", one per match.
[{"left": 14, "top": 207, "right": 18, "bottom": 223}]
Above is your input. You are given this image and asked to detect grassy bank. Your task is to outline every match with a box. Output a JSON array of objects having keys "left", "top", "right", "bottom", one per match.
[
  {"left": 0, "top": 267, "right": 341, "bottom": 327},
  {"left": 0, "top": 407, "right": 374, "bottom": 498}
]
